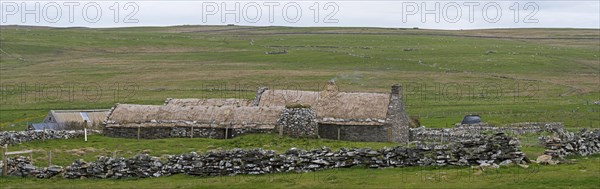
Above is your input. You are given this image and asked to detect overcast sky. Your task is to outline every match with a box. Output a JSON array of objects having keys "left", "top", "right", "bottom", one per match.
[{"left": 1, "top": 1, "right": 598, "bottom": 29}]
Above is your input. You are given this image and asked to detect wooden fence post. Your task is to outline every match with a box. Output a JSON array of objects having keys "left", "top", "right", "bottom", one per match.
[
  {"left": 387, "top": 126, "right": 392, "bottom": 142},
  {"left": 279, "top": 125, "right": 283, "bottom": 137},
  {"left": 337, "top": 127, "right": 341, "bottom": 140},
  {"left": 2, "top": 144, "right": 7, "bottom": 176},
  {"left": 190, "top": 126, "right": 194, "bottom": 139},
  {"left": 83, "top": 121, "right": 88, "bottom": 142},
  {"left": 137, "top": 126, "right": 141, "bottom": 140}
]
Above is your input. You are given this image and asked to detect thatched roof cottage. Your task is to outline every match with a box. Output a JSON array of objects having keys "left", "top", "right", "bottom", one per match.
[
  {"left": 255, "top": 81, "right": 409, "bottom": 142},
  {"left": 104, "top": 104, "right": 283, "bottom": 139}
]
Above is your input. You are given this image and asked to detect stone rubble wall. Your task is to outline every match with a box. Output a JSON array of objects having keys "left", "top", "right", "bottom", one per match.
[
  {"left": 0, "top": 156, "right": 63, "bottom": 178},
  {"left": 2, "top": 133, "right": 526, "bottom": 179},
  {"left": 0, "top": 130, "right": 101, "bottom": 145},
  {"left": 454, "top": 122, "right": 564, "bottom": 135},
  {"left": 410, "top": 122, "right": 564, "bottom": 142},
  {"left": 276, "top": 108, "right": 318, "bottom": 138},
  {"left": 540, "top": 129, "right": 600, "bottom": 158}
]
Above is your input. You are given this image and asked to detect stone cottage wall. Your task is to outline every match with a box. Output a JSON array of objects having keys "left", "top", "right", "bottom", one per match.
[
  {"left": 104, "top": 126, "right": 246, "bottom": 139},
  {"left": 318, "top": 124, "right": 389, "bottom": 142},
  {"left": 104, "top": 126, "right": 276, "bottom": 139}
]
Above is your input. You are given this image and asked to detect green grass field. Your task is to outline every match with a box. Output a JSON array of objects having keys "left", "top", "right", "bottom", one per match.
[
  {"left": 1, "top": 26, "right": 599, "bottom": 130},
  {"left": 1, "top": 157, "right": 599, "bottom": 189},
  {"left": 0, "top": 26, "right": 599, "bottom": 188}
]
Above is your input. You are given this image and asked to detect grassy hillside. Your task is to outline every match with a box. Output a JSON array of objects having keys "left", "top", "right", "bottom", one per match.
[
  {"left": 0, "top": 26, "right": 599, "bottom": 131},
  {"left": 0, "top": 25, "right": 599, "bottom": 188}
]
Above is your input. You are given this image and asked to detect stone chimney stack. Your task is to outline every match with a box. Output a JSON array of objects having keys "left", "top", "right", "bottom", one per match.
[
  {"left": 251, "top": 87, "right": 269, "bottom": 106},
  {"left": 386, "top": 84, "right": 410, "bottom": 143},
  {"left": 391, "top": 84, "right": 401, "bottom": 95}
]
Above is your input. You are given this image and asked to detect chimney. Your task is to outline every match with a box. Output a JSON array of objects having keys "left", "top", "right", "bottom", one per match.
[
  {"left": 386, "top": 84, "right": 409, "bottom": 143},
  {"left": 391, "top": 84, "right": 401, "bottom": 95},
  {"left": 390, "top": 84, "right": 404, "bottom": 111},
  {"left": 251, "top": 87, "right": 269, "bottom": 106}
]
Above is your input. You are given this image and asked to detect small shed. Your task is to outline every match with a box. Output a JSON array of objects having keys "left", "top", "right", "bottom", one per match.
[
  {"left": 37, "top": 109, "right": 110, "bottom": 130},
  {"left": 28, "top": 123, "right": 59, "bottom": 130}
]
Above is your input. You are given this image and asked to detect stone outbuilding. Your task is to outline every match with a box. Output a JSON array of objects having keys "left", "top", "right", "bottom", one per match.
[{"left": 29, "top": 109, "right": 110, "bottom": 130}]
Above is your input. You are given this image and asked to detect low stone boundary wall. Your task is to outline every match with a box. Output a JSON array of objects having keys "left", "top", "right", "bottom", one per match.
[
  {"left": 410, "top": 127, "right": 486, "bottom": 142},
  {"left": 0, "top": 130, "right": 100, "bottom": 145},
  {"left": 455, "top": 122, "right": 564, "bottom": 135},
  {"left": 0, "top": 156, "right": 63, "bottom": 178},
  {"left": 1, "top": 133, "right": 526, "bottom": 179},
  {"left": 540, "top": 129, "right": 600, "bottom": 158},
  {"left": 410, "top": 122, "right": 564, "bottom": 142}
]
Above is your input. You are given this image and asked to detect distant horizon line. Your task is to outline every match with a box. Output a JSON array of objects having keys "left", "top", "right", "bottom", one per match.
[{"left": 2, "top": 24, "right": 599, "bottom": 30}]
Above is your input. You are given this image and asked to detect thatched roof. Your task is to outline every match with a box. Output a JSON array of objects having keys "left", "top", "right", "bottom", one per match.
[
  {"left": 258, "top": 90, "right": 320, "bottom": 107},
  {"left": 318, "top": 92, "right": 389, "bottom": 119},
  {"left": 106, "top": 104, "right": 283, "bottom": 129},
  {"left": 164, "top": 98, "right": 251, "bottom": 107},
  {"left": 258, "top": 82, "right": 390, "bottom": 125},
  {"left": 44, "top": 109, "right": 110, "bottom": 126}
]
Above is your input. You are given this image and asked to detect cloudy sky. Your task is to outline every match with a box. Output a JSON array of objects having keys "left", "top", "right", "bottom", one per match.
[{"left": 1, "top": 0, "right": 598, "bottom": 29}]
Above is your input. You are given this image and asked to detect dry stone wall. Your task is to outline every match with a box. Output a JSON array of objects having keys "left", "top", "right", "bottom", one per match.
[
  {"left": 0, "top": 156, "right": 64, "bottom": 178},
  {"left": 540, "top": 129, "right": 600, "bottom": 158},
  {"left": 0, "top": 130, "right": 100, "bottom": 145},
  {"left": 454, "top": 122, "right": 564, "bottom": 135},
  {"left": 2, "top": 133, "right": 526, "bottom": 179},
  {"left": 410, "top": 122, "right": 564, "bottom": 142}
]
